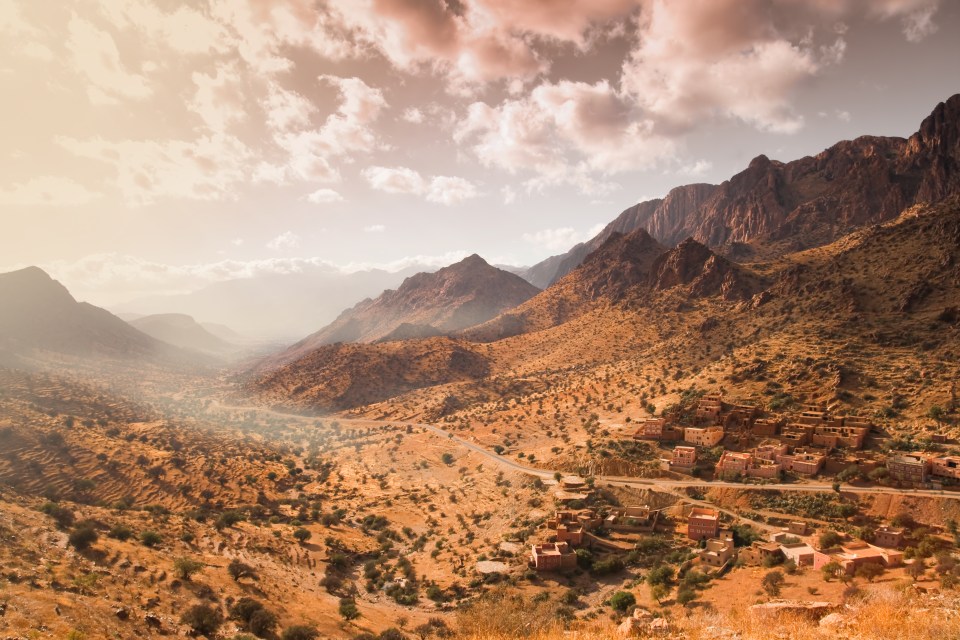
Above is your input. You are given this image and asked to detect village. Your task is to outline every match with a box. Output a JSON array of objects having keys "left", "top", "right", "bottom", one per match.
[{"left": 526, "top": 393, "right": 958, "bottom": 603}]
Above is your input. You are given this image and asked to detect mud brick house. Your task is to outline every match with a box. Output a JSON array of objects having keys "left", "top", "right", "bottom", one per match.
[
  {"left": 814, "top": 541, "right": 903, "bottom": 575},
  {"left": 741, "top": 541, "right": 783, "bottom": 566},
  {"left": 779, "top": 448, "right": 826, "bottom": 475},
  {"left": 699, "top": 535, "right": 735, "bottom": 568},
  {"left": 696, "top": 395, "right": 723, "bottom": 423},
  {"left": 752, "top": 418, "right": 782, "bottom": 437},
  {"left": 531, "top": 542, "right": 577, "bottom": 571},
  {"left": 887, "top": 453, "right": 931, "bottom": 485},
  {"left": 931, "top": 455, "right": 960, "bottom": 480},
  {"left": 687, "top": 507, "right": 720, "bottom": 541},
  {"left": 873, "top": 526, "right": 905, "bottom": 549},
  {"left": 672, "top": 445, "right": 697, "bottom": 467},
  {"left": 781, "top": 424, "right": 814, "bottom": 446}
]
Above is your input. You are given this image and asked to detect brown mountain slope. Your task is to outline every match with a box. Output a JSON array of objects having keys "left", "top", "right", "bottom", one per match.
[
  {"left": 0, "top": 267, "right": 171, "bottom": 362},
  {"left": 464, "top": 229, "right": 667, "bottom": 342},
  {"left": 249, "top": 337, "right": 491, "bottom": 411},
  {"left": 523, "top": 93, "right": 960, "bottom": 285},
  {"left": 267, "top": 254, "right": 539, "bottom": 368}
]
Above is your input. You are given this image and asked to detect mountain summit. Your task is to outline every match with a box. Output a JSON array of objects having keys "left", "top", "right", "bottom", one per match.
[{"left": 266, "top": 254, "right": 540, "bottom": 367}]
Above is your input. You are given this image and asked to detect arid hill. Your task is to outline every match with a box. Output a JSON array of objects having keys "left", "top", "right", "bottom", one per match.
[
  {"left": 267, "top": 254, "right": 539, "bottom": 367},
  {"left": 524, "top": 93, "right": 960, "bottom": 286},
  {"left": 250, "top": 337, "right": 492, "bottom": 411}
]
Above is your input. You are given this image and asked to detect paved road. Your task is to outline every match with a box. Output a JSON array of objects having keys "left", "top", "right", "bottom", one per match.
[{"left": 205, "top": 401, "right": 960, "bottom": 501}]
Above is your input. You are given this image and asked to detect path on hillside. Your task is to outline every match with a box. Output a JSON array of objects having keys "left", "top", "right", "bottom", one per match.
[{"left": 204, "top": 400, "right": 960, "bottom": 502}]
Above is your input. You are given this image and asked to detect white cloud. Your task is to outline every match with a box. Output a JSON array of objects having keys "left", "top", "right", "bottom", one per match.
[
  {"left": 522, "top": 223, "right": 606, "bottom": 252},
  {"left": 0, "top": 176, "right": 102, "bottom": 206},
  {"left": 266, "top": 231, "right": 300, "bottom": 251},
  {"left": 501, "top": 185, "right": 517, "bottom": 205},
  {"left": 305, "top": 188, "right": 344, "bottom": 204},
  {"left": 364, "top": 224, "right": 386, "bottom": 233},
  {"left": 363, "top": 165, "right": 426, "bottom": 195},
  {"left": 66, "top": 15, "right": 152, "bottom": 105},
  {"left": 363, "top": 165, "right": 480, "bottom": 205},
  {"left": 426, "top": 175, "right": 479, "bottom": 205},
  {"left": 188, "top": 62, "right": 245, "bottom": 132},
  {"left": 402, "top": 107, "right": 424, "bottom": 123},
  {"left": 677, "top": 160, "right": 713, "bottom": 176},
  {"left": 59, "top": 133, "right": 253, "bottom": 206}
]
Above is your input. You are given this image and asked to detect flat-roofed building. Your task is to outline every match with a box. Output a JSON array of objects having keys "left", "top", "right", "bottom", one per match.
[
  {"left": 531, "top": 542, "right": 577, "bottom": 571},
  {"left": 874, "top": 526, "right": 905, "bottom": 549},
  {"left": 931, "top": 455, "right": 960, "bottom": 480},
  {"left": 887, "top": 453, "right": 930, "bottom": 485},
  {"left": 688, "top": 507, "right": 720, "bottom": 541},
  {"left": 684, "top": 426, "right": 724, "bottom": 447}
]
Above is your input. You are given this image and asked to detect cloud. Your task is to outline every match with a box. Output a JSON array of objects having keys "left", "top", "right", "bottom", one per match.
[
  {"left": 522, "top": 223, "right": 607, "bottom": 252},
  {"left": 58, "top": 134, "right": 253, "bottom": 206},
  {"left": 402, "top": 107, "right": 424, "bottom": 123},
  {"left": 305, "top": 188, "right": 344, "bottom": 204},
  {"left": 188, "top": 62, "right": 246, "bottom": 132},
  {"left": 363, "top": 165, "right": 426, "bottom": 194},
  {"left": 66, "top": 15, "right": 152, "bottom": 104},
  {"left": 266, "top": 231, "right": 300, "bottom": 251},
  {"left": 677, "top": 160, "right": 713, "bottom": 176},
  {"left": 0, "top": 176, "right": 103, "bottom": 206},
  {"left": 363, "top": 166, "right": 480, "bottom": 205},
  {"left": 456, "top": 79, "right": 676, "bottom": 191},
  {"left": 364, "top": 224, "right": 386, "bottom": 232}
]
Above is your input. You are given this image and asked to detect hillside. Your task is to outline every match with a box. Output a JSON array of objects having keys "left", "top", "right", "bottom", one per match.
[
  {"left": 268, "top": 255, "right": 539, "bottom": 367},
  {"left": 129, "top": 313, "right": 234, "bottom": 356},
  {"left": 0, "top": 267, "right": 170, "bottom": 363},
  {"left": 524, "top": 93, "right": 960, "bottom": 286}
]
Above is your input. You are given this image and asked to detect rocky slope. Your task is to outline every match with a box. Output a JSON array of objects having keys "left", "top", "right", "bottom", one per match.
[
  {"left": 268, "top": 255, "right": 539, "bottom": 367},
  {"left": 523, "top": 93, "right": 960, "bottom": 286}
]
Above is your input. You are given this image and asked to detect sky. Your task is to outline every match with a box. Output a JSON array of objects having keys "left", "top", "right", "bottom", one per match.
[{"left": 1, "top": 0, "right": 959, "bottom": 306}]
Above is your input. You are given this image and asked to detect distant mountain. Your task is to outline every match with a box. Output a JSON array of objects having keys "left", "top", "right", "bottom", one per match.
[
  {"left": 523, "top": 93, "right": 960, "bottom": 286},
  {"left": 129, "top": 313, "right": 234, "bottom": 356},
  {"left": 0, "top": 267, "right": 171, "bottom": 362},
  {"left": 114, "top": 265, "right": 425, "bottom": 340},
  {"left": 266, "top": 255, "right": 540, "bottom": 367}
]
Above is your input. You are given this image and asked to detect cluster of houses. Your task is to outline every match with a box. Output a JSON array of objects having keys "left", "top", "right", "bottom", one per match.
[
  {"left": 688, "top": 507, "right": 907, "bottom": 577},
  {"left": 531, "top": 500, "right": 912, "bottom": 580},
  {"left": 530, "top": 504, "right": 664, "bottom": 571},
  {"left": 635, "top": 394, "right": 957, "bottom": 487}
]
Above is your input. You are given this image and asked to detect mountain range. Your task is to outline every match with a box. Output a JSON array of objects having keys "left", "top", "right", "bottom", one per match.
[
  {"left": 521, "top": 94, "right": 960, "bottom": 288},
  {"left": 248, "top": 94, "right": 960, "bottom": 418}
]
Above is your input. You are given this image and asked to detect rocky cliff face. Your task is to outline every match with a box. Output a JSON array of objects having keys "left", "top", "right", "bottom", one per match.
[
  {"left": 523, "top": 94, "right": 960, "bottom": 283},
  {"left": 649, "top": 238, "right": 754, "bottom": 301}
]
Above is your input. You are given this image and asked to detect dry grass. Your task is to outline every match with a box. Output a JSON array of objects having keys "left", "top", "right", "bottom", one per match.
[{"left": 455, "top": 586, "right": 960, "bottom": 640}]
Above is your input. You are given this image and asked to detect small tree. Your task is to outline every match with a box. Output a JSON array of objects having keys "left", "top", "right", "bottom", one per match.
[
  {"left": 69, "top": 524, "right": 98, "bottom": 551},
  {"left": 907, "top": 559, "right": 927, "bottom": 580},
  {"left": 609, "top": 591, "right": 636, "bottom": 613},
  {"left": 821, "top": 561, "right": 842, "bottom": 581},
  {"left": 676, "top": 586, "right": 697, "bottom": 606},
  {"left": 173, "top": 557, "right": 204, "bottom": 581},
  {"left": 181, "top": 604, "right": 223, "bottom": 637},
  {"left": 339, "top": 597, "right": 359, "bottom": 621},
  {"left": 293, "top": 527, "right": 312, "bottom": 544},
  {"left": 762, "top": 570, "right": 785, "bottom": 597},
  {"left": 249, "top": 609, "right": 279, "bottom": 638},
  {"left": 818, "top": 531, "right": 843, "bottom": 549},
  {"left": 855, "top": 563, "right": 884, "bottom": 582},
  {"left": 441, "top": 453, "right": 454, "bottom": 465},
  {"left": 282, "top": 626, "right": 320, "bottom": 640},
  {"left": 228, "top": 559, "right": 258, "bottom": 581},
  {"left": 650, "top": 583, "right": 669, "bottom": 605},
  {"left": 140, "top": 530, "right": 162, "bottom": 547}
]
